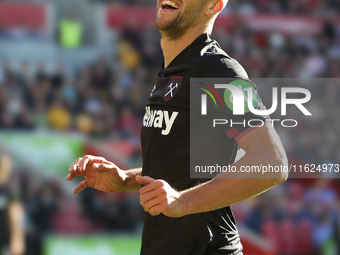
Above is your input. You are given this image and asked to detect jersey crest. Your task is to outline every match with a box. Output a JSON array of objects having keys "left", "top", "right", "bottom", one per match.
[{"left": 163, "top": 76, "right": 183, "bottom": 101}]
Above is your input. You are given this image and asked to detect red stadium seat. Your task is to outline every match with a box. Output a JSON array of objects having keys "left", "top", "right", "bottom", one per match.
[
  {"left": 261, "top": 220, "right": 281, "bottom": 252},
  {"left": 297, "top": 219, "right": 315, "bottom": 255},
  {"left": 53, "top": 200, "right": 93, "bottom": 234},
  {"left": 279, "top": 219, "right": 297, "bottom": 255}
]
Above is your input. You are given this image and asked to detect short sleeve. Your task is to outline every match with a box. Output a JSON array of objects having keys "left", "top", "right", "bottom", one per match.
[{"left": 195, "top": 55, "right": 270, "bottom": 141}]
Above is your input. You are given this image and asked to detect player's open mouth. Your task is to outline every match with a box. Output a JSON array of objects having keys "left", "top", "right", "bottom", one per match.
[{"left": 161, "top": 0, "right": 180, "bottom": 10}]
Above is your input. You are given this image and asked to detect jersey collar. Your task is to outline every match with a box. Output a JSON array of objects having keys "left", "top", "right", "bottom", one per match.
[{"left": 161, "top": 33, "right": 212, "bottom": 70}]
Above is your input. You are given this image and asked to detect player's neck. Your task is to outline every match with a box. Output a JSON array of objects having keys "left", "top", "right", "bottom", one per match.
[{"left": 161, "top": 24, "right": 212, "bottom": 68}]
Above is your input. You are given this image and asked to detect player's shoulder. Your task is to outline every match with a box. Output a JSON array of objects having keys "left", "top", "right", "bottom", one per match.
[{"left": 196, "top": 40, "right": 248, "bottom": 79}]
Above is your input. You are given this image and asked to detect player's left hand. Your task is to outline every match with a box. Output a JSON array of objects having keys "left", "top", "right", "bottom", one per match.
[{"left": 136, "top": 175, "right": 186, "bottom": 218}]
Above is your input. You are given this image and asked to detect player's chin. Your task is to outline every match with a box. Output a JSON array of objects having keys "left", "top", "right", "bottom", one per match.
[
  {"left": 156, "top": 16, "right": 168, "bottom": 26},
  {"left": 156, "top": 12, "right": 177, "bottom": 25}
]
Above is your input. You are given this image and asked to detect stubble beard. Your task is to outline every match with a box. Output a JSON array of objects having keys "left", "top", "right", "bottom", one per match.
[{"left": 155, "top": 3, "right": 205, "bottom": 41}]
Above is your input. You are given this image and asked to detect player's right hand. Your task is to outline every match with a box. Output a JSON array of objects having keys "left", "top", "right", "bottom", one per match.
[{"left": 66, "top": 155, "right": 127, "bottom": 194}]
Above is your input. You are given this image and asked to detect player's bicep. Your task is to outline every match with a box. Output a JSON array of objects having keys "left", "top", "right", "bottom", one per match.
[{"left": 237, "top": 122, "right": 287, "bottom": 164}]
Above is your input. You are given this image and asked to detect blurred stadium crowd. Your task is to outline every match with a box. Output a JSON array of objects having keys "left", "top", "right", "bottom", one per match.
[
  {"left": 99, "top": 0, "right": 340, "bottom": 15},
  {"left": 0, "top": 23, "right": 46, "bottom": 41},
  {"left": 0, "top": 0, "right": 340, "bottom": 255}
]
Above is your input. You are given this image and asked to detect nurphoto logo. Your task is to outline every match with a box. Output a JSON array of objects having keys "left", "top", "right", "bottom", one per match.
[{"left": 198, "top": 79, "right": 312, "bottom": 128}]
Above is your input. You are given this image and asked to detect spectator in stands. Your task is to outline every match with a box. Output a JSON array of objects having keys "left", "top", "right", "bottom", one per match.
[
  {"left": 90, "top": 58, "right": 111, "bottom": 93},
  {"left": 47, "top": 97, "right": 71, "bottom": 130},
  {"left": 58, "top": 12, "right": 83, "bottom": 49},
  {"left": 51, "top": 64, "right": 65, "bottom": 90}
]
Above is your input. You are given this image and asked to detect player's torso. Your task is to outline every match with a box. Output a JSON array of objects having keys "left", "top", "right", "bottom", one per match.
[
  {"left": 140, "top": 34, "right": 244, "bottom": 255},
  {"left": 141, "top": 64, "right": 199, "bottom": 191}
]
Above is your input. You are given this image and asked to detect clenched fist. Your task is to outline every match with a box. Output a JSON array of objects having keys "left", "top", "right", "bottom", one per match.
[{"left": 136, "top": 175, "right": 187, "bottom": 218}]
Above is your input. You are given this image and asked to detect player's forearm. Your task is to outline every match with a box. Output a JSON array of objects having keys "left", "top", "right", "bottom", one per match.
[
  {"left": 180, "top": 152, "right": 288, "bottom": 215},
  {"left": 122, "top": 168, "right": 143, "bottom": 191}
]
